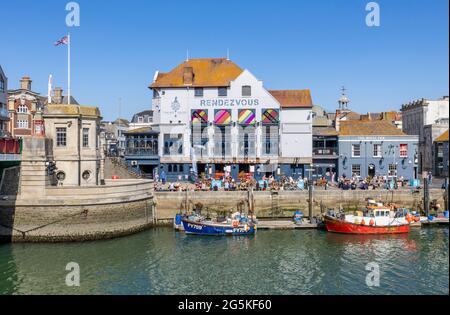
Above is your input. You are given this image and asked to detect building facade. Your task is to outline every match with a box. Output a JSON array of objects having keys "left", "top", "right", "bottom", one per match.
[
  {"left": 123, "top": 127, "right": 160, "bottom": 178},
  {"left": 313, "top": 127, "right": 339, "bottom": 181},
  {"left": 0, "top": 66, "right": 8, "bottom": 136},
  {"left": 149, "top": 58, "right": 313, "bottom": 181},
  {"left": 7, "top": 76, "right": 45, "bottom": 137},
  {"left": 433, "top": 130, "right": 449, "bottom": 177},
  {"left": 338, "top": 120, "right": 419, "bottom": 180},
  {"left": 129, "top": 110, "right": 154, "bottom": 130},
  {"left": 43, "top": 104, "right": 103, "bottom": 186},
  {"left": 401, "top": 96, "right": 449, "bottom": 173}
]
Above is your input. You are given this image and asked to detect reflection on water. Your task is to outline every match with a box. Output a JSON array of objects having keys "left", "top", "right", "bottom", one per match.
[{"left": 0, "top": 228, "right": 448, "bottom": 295}]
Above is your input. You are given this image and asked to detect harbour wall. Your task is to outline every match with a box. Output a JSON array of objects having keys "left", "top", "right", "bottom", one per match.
[
  {"left": 0, "top": 179, "right": 155, "bottom": 243},
  {"left": 153, "top": 189, "right": 447, "bottom": 222}
]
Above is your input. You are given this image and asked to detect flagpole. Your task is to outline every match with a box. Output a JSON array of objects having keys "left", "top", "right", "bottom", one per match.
[{"left": 68, "top": 33, "right": 71, "bottom": 105}]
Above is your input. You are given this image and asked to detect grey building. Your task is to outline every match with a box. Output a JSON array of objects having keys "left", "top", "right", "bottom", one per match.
[
  {"left": 129, "top": 110, "right": 153, "bottom": 130},
  {"left": 338, "top": 120, "right": 419, "bottom": 180}
]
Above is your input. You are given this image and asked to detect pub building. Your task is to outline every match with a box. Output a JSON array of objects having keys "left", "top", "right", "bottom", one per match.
[{"left": 148, "top": 58, "right": 313, "bottom": 181}]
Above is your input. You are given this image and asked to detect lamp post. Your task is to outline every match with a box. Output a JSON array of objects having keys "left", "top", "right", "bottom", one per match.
[{"left": 308, "top": 163, "right": 315, "bottom": 223}]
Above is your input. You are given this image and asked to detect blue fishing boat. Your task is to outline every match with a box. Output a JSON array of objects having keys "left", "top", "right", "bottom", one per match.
[{"left": 181, "top": 214, "right": 257, "bottom": 236}]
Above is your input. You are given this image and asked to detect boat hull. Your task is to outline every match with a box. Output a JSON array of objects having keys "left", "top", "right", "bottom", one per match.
[
  {"left": 324, "top": 216, "right": 410, "bottom": 234},
  {"left": 181, "top": 219, "right": 256, "bottom": 236}
]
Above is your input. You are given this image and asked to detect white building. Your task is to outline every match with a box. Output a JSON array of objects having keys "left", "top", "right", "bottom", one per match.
[
  {"left": 149, "top": 58, "right": 313, "bottom": 180},
  {"left": 401, "top": 96, "right": 449, "bottom": 173}
]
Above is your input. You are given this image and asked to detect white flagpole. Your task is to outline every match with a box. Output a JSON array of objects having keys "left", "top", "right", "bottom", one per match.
[
  {"left": 68, "top": 33, "right": 71, "bottom": 105},
  {"left": 48, "top": 74, "right": 53, "bottom": 104}
]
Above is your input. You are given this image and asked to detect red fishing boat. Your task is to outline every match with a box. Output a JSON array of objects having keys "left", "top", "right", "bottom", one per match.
[{"left": 324, "top": 200, "right": 414, "bottom": 234}]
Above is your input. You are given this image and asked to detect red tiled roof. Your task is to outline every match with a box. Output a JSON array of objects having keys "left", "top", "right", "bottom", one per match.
[
  {"left": 339, "top": 120, "right": 406, "bottom": 136},
  {"left": 150, "top": 58, "right": 243, "bottom": 88},
  {"left": 269, "top": 90, "right": 313, "bottom": 108}
]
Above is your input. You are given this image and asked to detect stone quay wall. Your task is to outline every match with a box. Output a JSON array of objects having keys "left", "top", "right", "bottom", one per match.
[
  {"left": 153, "top": 189, "right": 447, "bottom": 222},
  {"left": 0, "top": 179, "right": 155, "bottom": 243}
]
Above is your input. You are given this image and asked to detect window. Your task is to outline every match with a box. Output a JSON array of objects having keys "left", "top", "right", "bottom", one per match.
[
  {"left": 163, "top": 134, "right": 183, "bottom": 155},
  {"left": 82, "top": 128, "right": 89, "bottom": 147},
  {"left": 195, "top": 88, "right": 204, "bottom": 97},
  {"left": 153, "top": 89, "right": 160, "bottom": 99},
  {"left": 82, "top": 170, "right": 91, "bottom": 180},
  {"left": 17, "top": 105, "right": 28, "bottom": 113},
  {"left": 389, "top": 164, "right": 397, "bottom": 176},
  {"left": 242, "top": 85, "right": 252, "bottom": 97},
  {"left": 400, "top": 144, "right": 408, "bottom": 157},
  {"left": 218, "top": 87, "right": 227, "bottom": 97},
  {"left": 56, "top": 127, "right": 67, "bottom": 147},
  {"left": 352, "top": 144, "right": 361, "bottom": 157},
  {"left": 56, "top": 171, "right": 66, "bottom": 181},
  {"left": 138, "top": 116, "right": 143, "bottom": 123},
  {"left": 352, "top": 164, "right": 361, "bottom": 177},
  {"left": 373, "top": 144, "right": 382, "bottom": 157},
  {"left": 17, "top": 119, "right": 28, "bottom": 128},
  {"left": 0, "top": 78, "right": 4, "bottom": 92}
]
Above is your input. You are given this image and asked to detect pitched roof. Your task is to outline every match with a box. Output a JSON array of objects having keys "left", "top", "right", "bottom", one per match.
[
  {"left": 313, "top": 127, "right": 338, "bottom": 136},
  {"left": 337, "top": 110, "right": 361, "bottom": 121},
  {"left": 339, "top": 120, "right": 407, "bottom": 136},
  {"left": 150, "top": 58, "right": 243, "bottom": 88},
  {"left": 113, "top": 118, "right": 130, "bottom": 126},
  {"left": 268, "top": 90, "right": 313, "bottom": 108},
  {"left": 435, "top": 129, "right": 449, "bottom": 142}
]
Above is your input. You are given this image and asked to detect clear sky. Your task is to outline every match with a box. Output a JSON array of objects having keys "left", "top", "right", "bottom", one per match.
[{"left": 1, "top": 0, "right": 448, "bottom": 121}]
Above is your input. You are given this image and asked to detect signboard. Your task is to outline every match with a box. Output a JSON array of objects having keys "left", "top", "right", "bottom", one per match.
[{"left": 200, "top": 99, "right": 260, "bottom": 107}]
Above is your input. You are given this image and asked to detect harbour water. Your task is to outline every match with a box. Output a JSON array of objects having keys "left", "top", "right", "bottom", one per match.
[{"left": 0, "top": 227, "right": 448, "bottom": 295}]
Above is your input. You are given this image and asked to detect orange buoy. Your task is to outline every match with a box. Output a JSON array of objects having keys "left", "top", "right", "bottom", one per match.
[
  {"left": 369, "top": 218, "right": 375, "bottom": 226},
  {"left": 361, "top": 219, "right": 366, "bottom": 225},
  {"left": 414, "top": 216, "right": 420, "bottom": 222}
]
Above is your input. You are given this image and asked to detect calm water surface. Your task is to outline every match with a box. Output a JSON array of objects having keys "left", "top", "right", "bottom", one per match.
[{"left": 0, "top": 227, "right": 448, "bottom": 295}]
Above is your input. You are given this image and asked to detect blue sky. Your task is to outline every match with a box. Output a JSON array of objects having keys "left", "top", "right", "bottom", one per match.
[{"left": 1, "top": 0, "right": 448, "bottom": 121}]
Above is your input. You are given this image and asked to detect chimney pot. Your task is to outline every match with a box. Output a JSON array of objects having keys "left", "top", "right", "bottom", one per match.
[
  {"left": 20, "top": 76, "right": 32, "bottom": 90},
  {"left": 54, "top": 87, "right": 63, "bottom": 104},
  {"left": 183, "top": 67, "right": 194, "bottom": 85}
]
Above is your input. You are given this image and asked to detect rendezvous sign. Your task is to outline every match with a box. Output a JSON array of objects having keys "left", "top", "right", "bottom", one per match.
[{"left": 200, "top": 98, "right": 261, "bottom": 107}]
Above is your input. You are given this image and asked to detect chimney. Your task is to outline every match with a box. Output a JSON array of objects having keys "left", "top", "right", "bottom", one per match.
[
  {"left": 54, "top": 87, "right": 63, "bottom": 104},
  {"left": 183, "top": 67, "right": 194, "bottom": 85},
  {"left": 20, "top": 76, "right": 32, "bottom": 90}
]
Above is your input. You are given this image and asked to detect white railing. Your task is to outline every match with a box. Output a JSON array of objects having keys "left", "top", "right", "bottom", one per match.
[{"left": 0, "top": 154, "right": 21, "bottom": 161}]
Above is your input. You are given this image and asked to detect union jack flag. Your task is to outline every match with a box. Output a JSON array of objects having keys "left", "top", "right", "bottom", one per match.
[{"left": 54, "top": 36, "right": 69, "bottom": 46}]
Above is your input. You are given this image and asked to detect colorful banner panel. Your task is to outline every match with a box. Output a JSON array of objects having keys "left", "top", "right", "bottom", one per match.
[
  {"left": 214, "top": 109, "right": 232, "bottom": 125},
  {"left": 238, "top": 109, "right": 256, "bottom": 125},
  {"left": 192, "top": 109, "right": 208, "bottom": 124},
  {"left": 262, "top": 109, "right": 279, "bottom": 124}
]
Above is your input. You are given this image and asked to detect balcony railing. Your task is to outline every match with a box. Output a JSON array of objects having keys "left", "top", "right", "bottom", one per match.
[
  {"left": 313, "top": 147, "right": 338, "bottom": 156},
  {"left": 125, "top": 148, "right": 159, "bottom": 157}
]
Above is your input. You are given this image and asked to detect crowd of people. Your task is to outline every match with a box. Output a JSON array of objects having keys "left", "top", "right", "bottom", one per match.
[{"left": 153, "top": 171, "right": 429, "bottom": 192}]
